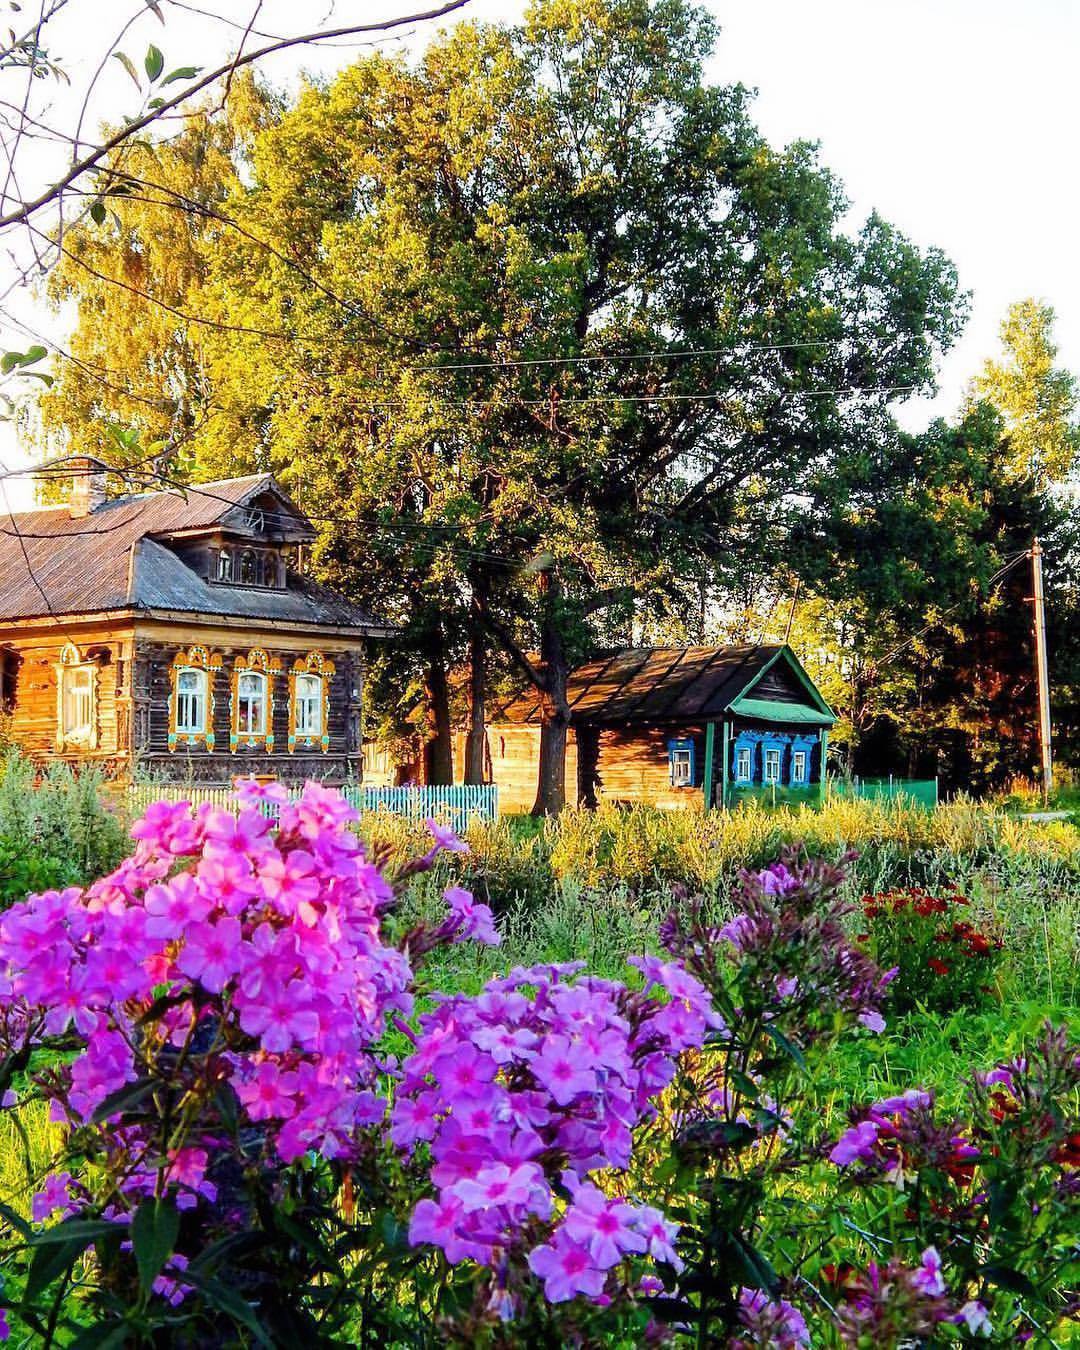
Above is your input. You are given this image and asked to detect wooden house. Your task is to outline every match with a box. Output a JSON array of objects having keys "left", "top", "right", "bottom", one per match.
[
  {"left": 0, "top": 460, "right": 391, "bottom": 784},
  {"left": 470, "top": 644, "right": 836, "bottom": 812}
]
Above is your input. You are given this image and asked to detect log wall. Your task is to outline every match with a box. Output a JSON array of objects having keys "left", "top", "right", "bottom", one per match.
[{"left": 592, "top": 723, "right": 706, "bottom": 809}]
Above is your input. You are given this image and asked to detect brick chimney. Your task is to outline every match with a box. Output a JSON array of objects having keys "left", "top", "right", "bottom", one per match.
[{"left": 66, "top": 457, "right": 109, "bottom": 518}]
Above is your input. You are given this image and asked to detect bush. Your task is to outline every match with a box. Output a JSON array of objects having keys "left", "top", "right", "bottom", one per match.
[
  {"left": 859, "top": 885, "right": 1005, "bottom": 1012},
  {"left": 0, "top": 794, "right": 1076, "bottom": 1347},
  {"left": 0, "top": 751, "right": 129, "bottom": 905}
]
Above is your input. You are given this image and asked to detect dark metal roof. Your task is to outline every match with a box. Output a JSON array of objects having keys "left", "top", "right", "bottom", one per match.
[
  {"left": 494, "top": 645, "right": 834, "bottom": 725},
  {"left": 0, "top": 474, "right": 389, "bottom": 633}
]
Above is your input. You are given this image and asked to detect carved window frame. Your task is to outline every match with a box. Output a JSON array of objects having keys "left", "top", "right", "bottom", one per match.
[
  {"left": 288, "top": 651, "right": 334, "bottom": 753},
  {"left": 168, "top": 646, "right": 222, "bottom": 750},
  {"left": 54, "top": 642, "right": 99, "bottom": 751},
  {"left": 230, "top": 648, "right": 281, "bottom": 752}
]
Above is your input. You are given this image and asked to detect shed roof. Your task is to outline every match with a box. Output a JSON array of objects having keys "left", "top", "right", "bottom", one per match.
[
  {"left": 0, "top": 474, "right": 389, "bottom": 633},
  {"left": 494, "top": 644, "right": 835, "bottom": 726}
]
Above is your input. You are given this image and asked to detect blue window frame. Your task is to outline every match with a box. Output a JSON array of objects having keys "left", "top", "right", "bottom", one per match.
[
  {"left": 733, "top": 735, "right": 756, "bottom": 785},
  {"left": 668, "top": 738, "right": 695, "bottom": 787},
  {"left": 761, "top": 735, "right": 787, "bottom": 785},
  {"left": 789, "top": 735, "right": 815, "bottom": 786}
]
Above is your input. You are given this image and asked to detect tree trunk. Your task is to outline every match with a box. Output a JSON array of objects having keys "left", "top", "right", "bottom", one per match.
[
  {"left": 532, "top": 575, "right": 572, "bottom": 816},
  {"left": 464, "top": 623, "right": 487, "bottom": 785},
  {"left": 422, "top": 632, "right": 454, "bottom": 786}
]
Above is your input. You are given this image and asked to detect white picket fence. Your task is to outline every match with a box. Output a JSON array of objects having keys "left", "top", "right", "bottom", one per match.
[{"left": 127, "top": 782, "right": 499, "bottom": 831}]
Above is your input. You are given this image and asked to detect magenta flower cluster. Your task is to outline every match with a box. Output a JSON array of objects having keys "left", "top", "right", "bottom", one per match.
[
  {"left": 396, "top": 955, "right": 719, "bottom": 1312},
  {"left": 0, "top": 783, "right": 492, "bottom": 1226}
]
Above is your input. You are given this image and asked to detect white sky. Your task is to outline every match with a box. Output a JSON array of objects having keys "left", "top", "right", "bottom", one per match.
[{"left": 2, "top": 0, "right": 1077, "bottom": 505}]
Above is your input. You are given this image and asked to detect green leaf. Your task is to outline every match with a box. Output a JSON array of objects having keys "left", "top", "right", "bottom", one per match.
[
  {"left": 89, "top": 1076, "right": 156, "bottom": 1124},
  {"left": 69, "top": 1321, "right": 132, "bottom": 1350},
  {"left": 131, "top": 1198, "right": 179, "bottom": 1294},
  {"left": 161, "top": 66, "right": 200, "bottom": 86},
  {"left": 1, "top": 351, "right": 21, "bottom": 374},
  {"left": 28, "top": 1219, "right": 122, "bottom": 1247},
  {"left": 112, "top": 51, "right": 141, "bottom": 90},
  {"left": 763, "top": 1022, "right": 808, "bottom": 1073},
  {"left": 89, "top": 200, "right": 107, "bottom": 225},
  {"left": 144, "top": 44, "right": 164, "bottom": 82},
  {"left": 21, "top": 344, "right": 45, "bottom": 364},
  {"left": 24, "top": 1223, "right": 110, "bottom": 1301},
  {"left": 0, "top": 1199, "right": 31, "bottom": 1238},
  {"left": 181, "top": 1269, "right": 273, "bottom": 1347}
]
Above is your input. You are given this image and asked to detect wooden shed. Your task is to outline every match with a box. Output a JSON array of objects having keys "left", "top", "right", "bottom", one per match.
[
  {"left": 0, "top": 460, "right": 391, "bottom": 784},
  {"left": 476, "top": 644, "right": 836, "bottom": 812}
]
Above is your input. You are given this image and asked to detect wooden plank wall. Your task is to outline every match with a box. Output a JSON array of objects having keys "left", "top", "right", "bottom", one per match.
[
  {"left": 475, "top": 725, "right": 580, "bottom": 813},
  {"left": 0, "top": 625, "right": 132, "bottom": 773},
  {"left": 135, "top": 630, "right": 364, "bottom": 784},
  {"left": 592, "top": 723, "right": 706, "bottom": 809}
]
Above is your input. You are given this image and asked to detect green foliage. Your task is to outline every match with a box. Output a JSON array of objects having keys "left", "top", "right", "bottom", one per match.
[{"left": 0, "top": 751, "right": 129, "bottom": 904}]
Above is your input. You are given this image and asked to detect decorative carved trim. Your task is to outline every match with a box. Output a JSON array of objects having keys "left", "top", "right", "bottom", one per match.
[
  {"left": 229, "top": 648, "right": 281, "bottom": 752},
  {"left": 53, "top": 641, "right": 99, "bottom": 752},
  {"left": 288, "top": 651, "right": 334, "bottom": 753},
  {"left": 168, "top": 646, "right": 222, "bottom": 751}
]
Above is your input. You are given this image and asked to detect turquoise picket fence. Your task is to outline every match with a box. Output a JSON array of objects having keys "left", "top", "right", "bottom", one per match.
[
  {"left": 827, "top": 776, "right": 939, "bottom": 809},
  {"left": 128, "top": 782, "right": 498, "bottom": 831}
]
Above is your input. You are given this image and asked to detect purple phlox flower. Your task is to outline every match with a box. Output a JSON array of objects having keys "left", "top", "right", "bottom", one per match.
[
  {"left": 175, "top": 915, "right": 244, "bottom": 995},
  {"left": 775, "top": 975, "right": 799, "bottom": 1000},
  {"left": 409, "top": 1194, "right": 475, "bottom": 1264},
  {"left": 954, "top": 1300, "right": 992, "bottom": 1334},
  {"left": 471, "top": 1023, "right": 538, "bottom": 1064},
  {"left": 717, "top": 913, "right": 757, "bottom": 953},
  {"left": 531, "top": 1034, "right": 599, "bottom": 1106},
  {"left": 829, "top": 1119, "right": 881, "bottom": 1167},
  {"left": 426, "top": 818, "right": 469, "bottom": 854},
  {"left": 633, "top": 1204, "right": 684, "bottom": 1272},
  {"left": 756, "top": 863, "right": 800, "bottom": 895},
  {"left": 873, "top": 1089, "right": 933, "bottom": 1116},
  {"left": 562, "top": 1182, "right": 648, "bottom": 1269},
  {"left": 527, "top": 1231, "right": 607, "bottom": 1303},
  {"left": 737, "top": 1287, "right": 810, "bottom": 1348},
  {"left": 912, "top": 1246, "right": 946, "bottom": 1297},
  {"left": 390, "top": 1089, "right": 441, "bottom": 1149},
  {"left": 0, "top": 1307, "right": 8, "bottom": 1341},
  {"left": 31, "top": 1171, "right": 76, "bottom": 1223},
  {"left": 152, "top": 1252, "right": 192, "bottom": 1307},
  {"left": 443, "top": 886, "right": 500, "bottom": 946},
  {"left": 438, "top": 1043, "right": 497, "bottom": 1102},
  {"left": 858, "top": 1008, "right": 886, "bottom": 1034}
]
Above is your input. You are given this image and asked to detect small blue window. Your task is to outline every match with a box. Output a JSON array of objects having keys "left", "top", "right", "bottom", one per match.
[
  {"left": 789, "top": 736, "right": 816, "bottom": 787},
  {"left": 668, "top": 738, "right": 695, "bottom": 787},
  {"left": 733, "top": 737, "right": 755, "bottom": 784}
]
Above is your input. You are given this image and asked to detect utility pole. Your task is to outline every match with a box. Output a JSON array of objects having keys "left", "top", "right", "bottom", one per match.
[{"left": 1031, "top": 538, "right": 1053, "bottom": 803}]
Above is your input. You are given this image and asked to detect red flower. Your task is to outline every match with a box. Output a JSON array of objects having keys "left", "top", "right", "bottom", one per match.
[
  {"left": 1054, "top": 1132, "right": 1080, "bottom": 1167},
  {"left": 927, "top": 958, "right": 950, "bottom": 977}
]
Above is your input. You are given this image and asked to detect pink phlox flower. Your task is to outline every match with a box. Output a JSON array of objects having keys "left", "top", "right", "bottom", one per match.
[
  {"left": 912, "top": 1246, "right": 946, "bottom": 1297},
  {"left": 527, "top": 1232, "right": 607, "bottom": 1304},
  {"left": 31, "top": 1171, "right": 76, "bottom": 1223},
  {"left": 295, "top": 781, "right": 359, "bottom": 836},
  {"left": 200, "top": 806, "right": 273, "bottom": 860},
  {"left": 168, "top": 1147, "right": 218, "bottom": 1209},
  {"left": 451, "top": 1090, "right": 511, "bottom": 1138},
  {"left": 259, "top": 848, "right": 322, "bottom": 922},
  {"left": 233, "top": 777, "right": 291, "bottom": 809},
  {"left": 449, "top": 1162, "right": 549, "bottom": 1217},
  {"left": 561, "top": 1182, "right": 647, "bottom": 1269},
  {"left": 649, "top": 1000, "right": 707, "bottom": 1053},
  {"left": 531, "top": 1034, "right": 599, "bottom": 1106},
  {"left": 196, "top": 853, "right": 259, "bottom": 916},
  {"left": 737, "top": 1287, "right": 810, "bottom": 1348},
  {"left": 425, "top": 818, "right": 469, "bottom": 855},
  {"left": 143, "top": 875, "right": 213, "bottom": 940},
  {"left": 237, "top": 985, "right": 322, "bottom": 1054},
  {"left": 829, "top": 1119, "right": 882, "bottom": 1167},
  {"left": 68, "top": 1027, "right": 136, "bottom": 1122},
  {"left": 235, "top": 1060, "right": 300, "bottom": 1121},
  {"left": 175, "top": 915, "right": 244, "bottom": 994},
  {"left": 130, "top": 800, "right": 201, "bottom": 855},
  {"left": 443, "top": 886, "right": 500, "bottom": 947},
  {"left": 82, "top": 941, "right": 152, "bottom": 1004},
  {"left": 633, "top": 1204, "right": 683, "bottom": 1272}
]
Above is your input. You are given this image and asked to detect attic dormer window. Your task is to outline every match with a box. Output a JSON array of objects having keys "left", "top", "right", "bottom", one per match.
[
  {"left": 239, "top": 549, "right": 258, "bottom": 585},
  {"left": 217, "top": 550, "right": 233, "bottom": 582}
]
